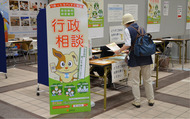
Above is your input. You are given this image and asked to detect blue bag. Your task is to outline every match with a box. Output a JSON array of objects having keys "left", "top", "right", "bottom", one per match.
[{"left": 131, "top": 26, "right": 156, "bottom": 56}]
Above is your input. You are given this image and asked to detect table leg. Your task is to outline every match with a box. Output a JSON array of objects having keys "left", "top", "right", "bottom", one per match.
[
  {"left": 156, "top": 54, "right": 159, "bottom": 88},
  {"left": 103, "top": 66, "right": 109, "bottom": 111},
  {"left": 185, "top": 40, "right": 187, "bottom": 63},
  {"left": 103, "top": 74, "right": 107, "bottom": 111},
  {"left": 179, "top": 42, "right": 182, "bottom": 64},
  {"left": 163, "top": 41, "right": 165, "bottom": 52},
  {"left": 139, "top": 70, "right": 141, "bottom": 85}
]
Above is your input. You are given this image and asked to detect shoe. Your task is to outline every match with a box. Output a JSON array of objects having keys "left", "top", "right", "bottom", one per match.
[
  {"left": 148, "top": 99, "right": 155, "bottom": 106},
  {"left": 132, "top": 101, "right": 141, "bottom": 108}
]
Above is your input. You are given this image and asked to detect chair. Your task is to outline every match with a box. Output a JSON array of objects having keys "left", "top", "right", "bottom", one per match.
[
  {"left": 6, "top": 42, "right": 19, "bottom": 66},
  {"left": 8, "top": 34, "right": 15, "bottom": 40},
  {"left": 27, "top": 40, "right": 37, "bottom": 63},
  {"left": 159, "top": 42, "right": 173, "bottom": 70}
]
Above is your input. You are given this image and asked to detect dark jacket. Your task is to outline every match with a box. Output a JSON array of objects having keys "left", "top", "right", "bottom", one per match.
[{"left": 127, "top": 23, "right": 153, "bottom": 67}]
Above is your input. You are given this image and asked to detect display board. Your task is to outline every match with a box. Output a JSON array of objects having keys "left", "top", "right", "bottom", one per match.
[
  {"left": 151, "top": 0, "right": 188, "bottom": 38},
  {"left": 91, "top": 0, "right": 188, "bottom": 47},
  {"left": 0, "top": 0, "right": 48, "bottom": 38}
]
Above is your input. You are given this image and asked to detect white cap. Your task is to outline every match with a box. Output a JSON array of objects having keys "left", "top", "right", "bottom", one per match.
[{"left": 122, "top": 13, "right": 135, "bottom": 25}]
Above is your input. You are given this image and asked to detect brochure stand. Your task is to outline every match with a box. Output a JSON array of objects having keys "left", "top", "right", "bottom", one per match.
[
  {"left": 36, "top": 9, "right": 48, "bottom": 95},
  {"left": 0, "top": 13, "right": 7, "bottom": 79}
]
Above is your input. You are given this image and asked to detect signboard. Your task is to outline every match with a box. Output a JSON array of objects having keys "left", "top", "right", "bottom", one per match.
[
  {"left": 147, "top": 0, "right": 161, "bottom": 33},
  {"left": 111, "top": 60, "right": 128, "bottom": 83},
  {"left": 186, "top": 0, "right": 190, "bottom": 29},
  {"left": 109, "top": 26, "right": 124, "bottom": 43},
  {"left": 46, "top": 0, "right": 91, "bottom": 115}
]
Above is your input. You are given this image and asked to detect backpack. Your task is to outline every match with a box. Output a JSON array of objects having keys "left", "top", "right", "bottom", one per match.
[{"left": 130, "top": 26, "right": 156, "bottom": 56}]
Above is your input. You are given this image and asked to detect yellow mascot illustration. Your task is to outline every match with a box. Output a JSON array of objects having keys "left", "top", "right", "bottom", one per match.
[
  {"left": 149, "top": 3, "right": 154, "bottom": 18},
  {"left": 52, "top": 48, "right": 78, "bottom": 83}
]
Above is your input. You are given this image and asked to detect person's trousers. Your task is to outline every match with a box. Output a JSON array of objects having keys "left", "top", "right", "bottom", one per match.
[{"left": 128, "top": 65, "right": 154, "bottom": 103}]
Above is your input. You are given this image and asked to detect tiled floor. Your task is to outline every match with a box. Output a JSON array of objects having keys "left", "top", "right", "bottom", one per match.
[
  {"left": 0, "top": 60, "right": 190, "bottom": 119},
  {"left": 0, "top": 68, "right": 37, "bottom": 87},
  {"left": 157, "top": 77, "right": 190, "bottom": 99},
  {"left": 92, "top": 98, "right": 190, "bottom": 119}
]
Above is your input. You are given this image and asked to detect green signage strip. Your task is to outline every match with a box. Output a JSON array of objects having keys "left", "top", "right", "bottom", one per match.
[{"left": 60, "top": 8, "right": 75, "bottom": 17}]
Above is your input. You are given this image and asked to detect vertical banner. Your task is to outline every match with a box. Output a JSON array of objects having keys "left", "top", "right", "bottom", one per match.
[
  {"left": 147, "top": 0, "right": 161, "bottom": 33},
  {"left": 46, "top": 0, "right": 91, "bottom": 114},
  {"left": 186, "top": 0, "right": 190, "bottom": 29},
  {"left": 86, "top": 0, "right": 104, "bottom": 38}
]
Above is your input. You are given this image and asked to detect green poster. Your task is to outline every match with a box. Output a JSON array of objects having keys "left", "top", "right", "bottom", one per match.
[
  {"left": 187, "top": 0, "right": 190, "bottom": 23},
  {"left": 147, "top": 0, "right": 161, "bottom": 32},
  {"left": 46, "top": 0, "right": 91, "bottom": 115},
  {"left": 86, "top": 0, "right": 104, "bottom": 28},
  {"left": 147, "top": 0, "right": 161, "bottom": 24},
  {"left": 187, "top": 0, "right": 190, "bottom": 29}
]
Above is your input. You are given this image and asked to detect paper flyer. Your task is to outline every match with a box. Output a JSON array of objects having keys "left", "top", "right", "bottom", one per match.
[
  {"left": 163, "top": 1, "right": 169, "bottom": 16},
  {"left": 177, "top": 5, "right": 182, "bottom": 19},
  {"left": 124, "top": 4, "right": 138, "bottom": 21},
  {"left": 108, "top": 4, "right": 123, "bottom": 22}
]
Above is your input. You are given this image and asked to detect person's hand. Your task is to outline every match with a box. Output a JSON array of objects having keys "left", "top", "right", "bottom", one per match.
[
  {"left": 123, "top": 50, "right": 129, "bottom": 54},
  {"left": 115, "top": 50, "right": 120, "bottom": 55}
]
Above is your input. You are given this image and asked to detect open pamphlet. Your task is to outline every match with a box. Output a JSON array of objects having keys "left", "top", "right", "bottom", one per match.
[
  {"left": 108, "top": 54, "right": 127, "bottom": 60},
  {"left": 106, "top": 42, "right": 120, "bottom": 52}
]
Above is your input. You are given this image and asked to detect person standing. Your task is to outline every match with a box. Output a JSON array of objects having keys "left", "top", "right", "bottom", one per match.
[{"left": 115, "top": 13, "right": 155, "bottom": 108}]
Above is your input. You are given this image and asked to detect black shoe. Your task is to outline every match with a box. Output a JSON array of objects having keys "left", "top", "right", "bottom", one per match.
[{"left": 148, "top": 99, "right": 155, "bottom": 106}]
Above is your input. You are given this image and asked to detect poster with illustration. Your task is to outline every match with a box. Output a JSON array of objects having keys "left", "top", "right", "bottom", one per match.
[
  {"left": 28, "top": 1, "right": 38, "bottom": 11},
  {"left": 9, "top": 0, "right": 19, "bottom": 11},
  {"left": 85, "top": 0, "right": 104, "bottom": 38},
  {"left": 46, "top": 0, "right": 91, "bottom": 115},
  {"left": 147, "top": 0, "right": 161, "bottom": 33},
  {"left": 19, "top": 1, "right": 29, "bottom": 11},
  {"left": 10, "top": 16, "right": 20, "bottom": 26},
  {"left": 187, "top": 0, "right": 190, "bottom": 29}
]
